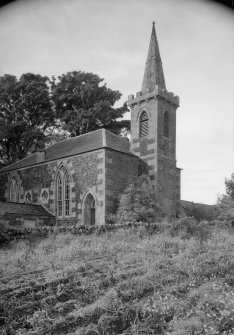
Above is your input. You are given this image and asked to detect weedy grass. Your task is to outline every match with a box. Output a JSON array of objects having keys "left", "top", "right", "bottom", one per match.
[{"left": 0, "top": 223, "right": 234, "bottom": 335}]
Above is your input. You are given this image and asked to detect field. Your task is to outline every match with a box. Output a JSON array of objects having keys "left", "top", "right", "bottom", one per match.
[{"left": 0, "top": 221, "right": 234, "bottom": 335}]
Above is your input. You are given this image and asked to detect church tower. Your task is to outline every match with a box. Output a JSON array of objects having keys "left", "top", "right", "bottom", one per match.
[{"left": 128, "top": 22, "right": 181, "bottom": 218}]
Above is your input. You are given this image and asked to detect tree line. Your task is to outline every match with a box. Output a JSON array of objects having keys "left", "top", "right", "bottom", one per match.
[{"left": 0, "top": 71, "right": 130, "bottom": 166}]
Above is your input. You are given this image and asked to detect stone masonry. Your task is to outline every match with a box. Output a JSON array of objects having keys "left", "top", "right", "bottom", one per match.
[{"left": 128, "top": 22, "right": 181, "bottom": 218}]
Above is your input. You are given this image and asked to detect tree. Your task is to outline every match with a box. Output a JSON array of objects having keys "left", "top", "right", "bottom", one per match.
[
  {"left": 50, "top": 71, "right": 130, "bottom": 137},
  {"left": 0, "top": 70, "right": 130, "bottom": 167},
  {"left": 225, "top": 173, "right": 234, "bottom": 200},
  {"left": 0, "top": 73, "right": 57, "bottom": 165},
  {"left": 217, "top": 173, "right": 234, "bottom": 221}
]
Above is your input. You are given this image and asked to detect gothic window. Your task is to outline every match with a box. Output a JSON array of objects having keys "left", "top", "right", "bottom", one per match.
[
  {"left": 9, "top": 177, "right": 20, "bottom": 202},
  {"left": 64, "top": 170, "right": 70, "bottom": 216},
  {"left": 139, "top": 111, "right": 149, "bottom": 138},
  {"left": 56, "top": 165, "right": 70, "bottom": 217},
  {"left": 163, "top": 111, "right": 169, "bottom": 137}
]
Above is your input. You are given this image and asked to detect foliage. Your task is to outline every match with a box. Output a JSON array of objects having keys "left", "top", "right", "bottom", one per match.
[
  {"left": 168, "top": 217, "right": 212, "bottom": 242},
  {"left": 50, "top": 71, "right": 130, "bottom": 137},
  {"left": 0, "top": 223, "right": 234, "bottom": 335},
  {"left": 216, "top": 174, "right": 234, "bottom": 222},
  {"left": 0, "top": 219, "right": 11, "bottom": 245},
  {"left": 180, "top": 201, "right": 217, "bottom": 221},
  {"left": 0, "top": 73, "right": 57, "bottom": 165},
  {"left": 225, "top": 173, "right": 234, "bottom": 200},
  {"left": 217, "top": 194, "right": 234, "bottom": 221},
  {"left": 0, "top": 70, "right": 129, "bottom": 166},
  {"left": 115, "top": 184, "right": 162, "bottom": 224}
]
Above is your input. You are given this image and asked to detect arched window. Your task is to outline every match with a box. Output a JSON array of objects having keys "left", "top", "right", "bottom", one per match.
[
  {"left": 56, "top": 165, "right": 70, "bottom": 217},
  {"left": 139, "top": 111, "right": 149, "bottom": 138},
  {"left": 163, "top": 111, "right": 169, "bottom": 137},
  {"left": 9, "top": 176, "right": 20, "bottom": 202}
]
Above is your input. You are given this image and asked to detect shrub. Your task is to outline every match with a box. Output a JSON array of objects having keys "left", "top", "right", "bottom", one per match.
[
  {"left": 168, "top": 217, "right": 212, "bottom": 242},
  {"left": 115, "top": 184, "right": 161, "bottom": 224},
  {"left": 105, "top": 213, "right": 117, "bottom": 225},
  {"left": 216, "top": 194, "right": 234, "bottom": 222},
  {"left": 0, "top": 219, "right": 11, "bottom": 245}
]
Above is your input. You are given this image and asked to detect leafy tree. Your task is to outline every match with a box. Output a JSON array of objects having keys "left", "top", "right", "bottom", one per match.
[
  {"left": 0, "top": 73, "right": 56, "bottom": 165},
  {"left": 50, "top": 71, "right": 130, "bottom": 137},
  {"left": 225, "top": 173, "right": 234, "bottom": 200},
  {"left": 217, "top": 173, "right": 234, "bottom": 221}
]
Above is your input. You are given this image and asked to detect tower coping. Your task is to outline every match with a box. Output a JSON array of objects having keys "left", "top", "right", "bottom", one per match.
[{"left": 128, "top": 85, "right": 179, "bottom": 107}]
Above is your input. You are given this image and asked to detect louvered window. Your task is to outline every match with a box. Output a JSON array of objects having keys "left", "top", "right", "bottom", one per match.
[
  {"left": 140, "top": 111, "right": 149, "bottom": 138},
  {"left": 163, "top": 111, "right": 169, "bottom": 137}
]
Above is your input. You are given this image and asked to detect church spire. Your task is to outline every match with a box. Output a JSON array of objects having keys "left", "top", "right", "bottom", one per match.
[{"left": 141, "top": 22, "right": 166, "bottom": 92}]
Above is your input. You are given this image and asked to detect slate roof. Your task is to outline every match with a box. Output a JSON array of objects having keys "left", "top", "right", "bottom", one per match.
[
  {"left": 0, "top": 202, "right": 54, "bottom": 217},
  {"left": 0, "top": 129, "right": 133, "bottom": 173}
]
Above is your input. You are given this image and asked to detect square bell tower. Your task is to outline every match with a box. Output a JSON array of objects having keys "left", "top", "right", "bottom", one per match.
[{"left": 128, "top": 22, "right": 181, "bottom": 218}]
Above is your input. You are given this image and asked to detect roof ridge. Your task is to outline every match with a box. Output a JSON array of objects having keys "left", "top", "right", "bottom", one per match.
[{"left": 46, "top": 128, "right": 103, "bottom": 148}]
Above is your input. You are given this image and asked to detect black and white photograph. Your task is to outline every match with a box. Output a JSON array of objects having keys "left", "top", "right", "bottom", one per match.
[{"left": 0, "top": 0, "right": 233, "bottom": 334}]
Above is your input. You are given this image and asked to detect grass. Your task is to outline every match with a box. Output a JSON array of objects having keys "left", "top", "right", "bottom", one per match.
[{"left": 0, "top": 223, "right": 234, "bottom": 335}]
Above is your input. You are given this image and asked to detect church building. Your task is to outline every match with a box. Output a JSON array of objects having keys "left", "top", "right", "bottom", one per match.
[{"left": 0, "top": 23, "right": 181, "bottom": 226}]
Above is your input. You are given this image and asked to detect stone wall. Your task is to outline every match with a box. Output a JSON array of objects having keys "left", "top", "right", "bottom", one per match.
[
  {"left": 128, "top": 89, "right": 180, "bottom": 219},
  {"left": 0, "top": 149, "right": 105, "bottom": 226},
  {"left": 105, "top": 149, "right": 141, "bottom": 214}
]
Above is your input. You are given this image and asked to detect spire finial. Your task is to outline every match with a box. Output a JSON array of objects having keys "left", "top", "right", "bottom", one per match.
[{"left": 153, "top": 21, "right": 155, "bottom": 26}]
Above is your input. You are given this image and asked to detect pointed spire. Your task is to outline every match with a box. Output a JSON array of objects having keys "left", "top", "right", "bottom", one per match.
[{"left": 141, "top": 22, "right": 166, "bottom": 92}]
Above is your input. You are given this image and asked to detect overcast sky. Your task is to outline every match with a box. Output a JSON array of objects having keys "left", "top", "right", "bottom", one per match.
[{"left": 0, "top": 0, "right": 233, "bottom": 205}]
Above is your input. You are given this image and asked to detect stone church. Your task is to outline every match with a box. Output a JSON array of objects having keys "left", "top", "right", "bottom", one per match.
[{"left": 0, "top": 23, "right": 181, "bottom": 226}]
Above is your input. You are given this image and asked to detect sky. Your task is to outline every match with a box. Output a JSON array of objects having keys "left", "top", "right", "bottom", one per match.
[{"left": 0, "top": 0, "right": 233, "bottom": 205}]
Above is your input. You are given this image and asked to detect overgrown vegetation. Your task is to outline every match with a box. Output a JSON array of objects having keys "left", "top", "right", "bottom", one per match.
[
  {"left": 0, "top": 216, "right": 234, "bottom": 335},
  {"left": 106, "top": 181, "right": 162, "bottom": 225},
  {"left": 217, "top": 173, "right": 234, "bottom": 222}
]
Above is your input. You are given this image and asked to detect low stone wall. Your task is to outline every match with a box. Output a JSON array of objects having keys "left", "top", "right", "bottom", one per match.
[{"left": 0, "top": 221, "right": 162, "bottom": 246}]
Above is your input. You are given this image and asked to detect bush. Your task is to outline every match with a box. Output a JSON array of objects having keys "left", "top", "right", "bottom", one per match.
[
  {"left": 167, "top": 217, "right": 212, "bottom": 242},
  {"left": 0, "top": 219, "right": 11, "bottom": 245},
  {"left": 115, "top": 184, "right": 161, "bottom": 224},
  {"left": 217, "top": 194, "right": 234, "bottom": 222}
]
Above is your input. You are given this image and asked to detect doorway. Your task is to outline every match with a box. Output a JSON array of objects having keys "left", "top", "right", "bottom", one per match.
[{"left": 83, "top": 193, "right": 96, "bottom": 225}]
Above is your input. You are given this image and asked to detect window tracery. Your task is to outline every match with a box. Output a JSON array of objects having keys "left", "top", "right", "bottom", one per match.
[
  {"left": 56, "top": 165, "right": 70, "bottom": 217},
  {"left": 9, "top": 176, "right": 20, "bottom": 202}
]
